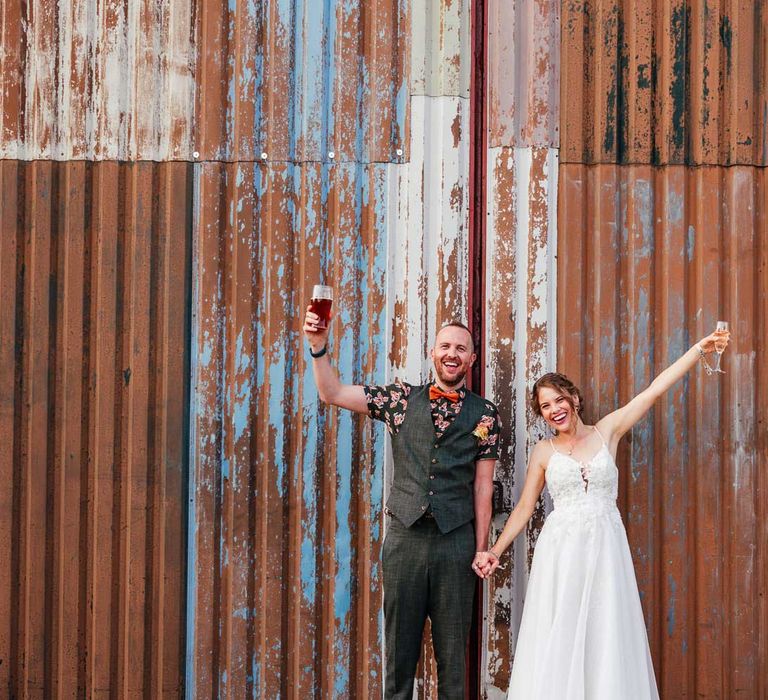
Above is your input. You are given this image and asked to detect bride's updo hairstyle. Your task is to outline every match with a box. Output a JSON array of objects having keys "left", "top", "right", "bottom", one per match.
[{"left": 531, "top": 372, "right": 585, "bottom": 417}]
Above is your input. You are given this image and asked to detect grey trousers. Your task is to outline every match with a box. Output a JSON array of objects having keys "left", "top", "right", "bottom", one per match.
[{"left": 382, "top": 515, "right": 476, "bottom": 700}]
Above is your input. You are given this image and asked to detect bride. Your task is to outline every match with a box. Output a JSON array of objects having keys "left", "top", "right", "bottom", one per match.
[{"left": 475, "top": 329, "right": 730, "bottom": 699}]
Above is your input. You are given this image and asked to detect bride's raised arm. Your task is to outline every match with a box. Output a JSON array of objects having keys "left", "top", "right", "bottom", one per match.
[{"left": 597, "top": 328, "right": 730, "bottom": 451}]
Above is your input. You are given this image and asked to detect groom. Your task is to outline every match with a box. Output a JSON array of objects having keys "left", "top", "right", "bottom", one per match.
[{"left": 303, "top": 306, "right": 499, "bottom": 699}]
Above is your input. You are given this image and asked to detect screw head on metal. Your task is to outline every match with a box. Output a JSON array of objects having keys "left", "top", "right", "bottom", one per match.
[
  {"left": 192, "top": 151, "right": 200, "bottom": 159},
  {"left": 260, "top": 152, "right": 268, "bottom": 160},
  {"left": 396, "top": 148, "right": 403, "bottom": 157},
  {"left": 328, "top": 151, "right": 335, "bottom": 159}
]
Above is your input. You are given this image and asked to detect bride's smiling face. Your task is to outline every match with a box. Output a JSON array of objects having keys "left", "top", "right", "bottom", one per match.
[{"left": 536, "top": 385, "right": 578, "bottom": 433}]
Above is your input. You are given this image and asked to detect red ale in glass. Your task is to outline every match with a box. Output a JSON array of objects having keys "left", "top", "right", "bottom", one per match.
[{"left": 310, "top": 285, "right": 333, "bottom": 330}]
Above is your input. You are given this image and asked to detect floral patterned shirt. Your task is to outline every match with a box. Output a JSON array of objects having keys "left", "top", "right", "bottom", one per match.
[{"left": 364, "top": 382, "right": 500, "bottom": 459}]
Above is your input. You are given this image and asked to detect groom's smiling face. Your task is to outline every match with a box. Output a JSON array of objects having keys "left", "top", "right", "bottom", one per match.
[{"left": 431, "top": 325, "right": 476, "bottom": 389}]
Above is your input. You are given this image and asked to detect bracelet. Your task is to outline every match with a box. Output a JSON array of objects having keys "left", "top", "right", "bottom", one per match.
[
  {"left": 309, "top": 345, "right": 327, "bottom": 359},
  {"left": 696, "top": 343, "right": 713, "bottom": 375},
  {"left": 476, "top": 549, "right": 500, "bottom": 559}
]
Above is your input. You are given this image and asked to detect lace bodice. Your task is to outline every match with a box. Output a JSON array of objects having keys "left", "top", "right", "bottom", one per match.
[{"left": 545, "top": 429, "right": 619, "bottom": 519}]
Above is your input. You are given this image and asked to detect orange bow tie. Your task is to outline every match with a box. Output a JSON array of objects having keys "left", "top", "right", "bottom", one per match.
[{"left": 429, "top": 385, "right": 460, "bottom": 402}]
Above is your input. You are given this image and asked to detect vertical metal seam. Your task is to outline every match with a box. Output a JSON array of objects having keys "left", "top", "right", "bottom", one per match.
[
  {"left": 184, "top": 160, "right": 201, "bottom": 700},
  {"left": 468, "top": 0, "right": 488, "bottom": 695}
]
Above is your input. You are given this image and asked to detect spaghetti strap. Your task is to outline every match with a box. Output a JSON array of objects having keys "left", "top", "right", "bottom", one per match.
[
  {"left": 593, "top": 425, "right": 607, "bottom": 446},
  {"left": 549, "top": 438, "right": 560, "bottom": 454}
]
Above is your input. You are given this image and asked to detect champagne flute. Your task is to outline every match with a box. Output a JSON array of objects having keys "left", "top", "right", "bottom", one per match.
[{"left": 712, "top": 320, "right": 729, "bottom": 373}]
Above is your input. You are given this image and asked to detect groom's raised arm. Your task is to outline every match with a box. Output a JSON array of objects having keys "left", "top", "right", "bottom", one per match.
[{"left": 303, "top": 305, "right": 369, "bottom": 414}]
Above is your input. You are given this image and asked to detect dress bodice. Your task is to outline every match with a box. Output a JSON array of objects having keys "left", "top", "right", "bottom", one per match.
[
  {"left": 545, "top": 429, "right": 619, "bottom": 522},
  {"left": 547, "top": 445, "right": 618, "bottom": 505}
]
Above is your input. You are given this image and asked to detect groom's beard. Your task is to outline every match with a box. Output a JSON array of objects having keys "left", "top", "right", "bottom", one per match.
[{"left": 434, "top": 364, "right": 467, "bottom": 388}]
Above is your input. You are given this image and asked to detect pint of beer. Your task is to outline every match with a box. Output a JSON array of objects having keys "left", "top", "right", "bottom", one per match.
[{"left": 309, "top": 285, "right": 333, "bottom": 330}]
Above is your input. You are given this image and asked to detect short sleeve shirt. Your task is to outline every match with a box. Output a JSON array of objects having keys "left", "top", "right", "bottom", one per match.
[{"left": 364, "top": 381, "right": 500, "bottom": 459}]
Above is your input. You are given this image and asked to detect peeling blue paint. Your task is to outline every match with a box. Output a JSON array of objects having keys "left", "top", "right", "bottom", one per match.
[
  {"left": 667, "top": 188, "right": 684, "bottom": 225},
  {"left": 233, "top": 606, "right": 253, "bottom": 620},
  {"left": 686, "top": 225, "right": 695, "bottom": 262},
  {"left": 233, "top": 329, "right": 252, "bottom": 446},
  {"left": 667, "top": 575, "right": 677, "bottom": 637}
]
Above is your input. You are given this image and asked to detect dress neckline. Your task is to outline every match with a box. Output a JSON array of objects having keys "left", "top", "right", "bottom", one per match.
[
  {"left": 548, "top": 426, "right": 609, "bottom": 468},
  {"left": 549, "top": 442, "right": 608, "bottom": 468}
]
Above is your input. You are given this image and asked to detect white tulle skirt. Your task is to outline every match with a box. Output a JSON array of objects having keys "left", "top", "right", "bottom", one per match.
[{"left": 507, "top": 504, "right": 659, "bottom": 700}]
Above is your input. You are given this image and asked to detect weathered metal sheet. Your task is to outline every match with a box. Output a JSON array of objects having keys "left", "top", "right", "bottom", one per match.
[
  {"left": 187, "top": 161, "right": 389, "bottom": 698},
  {"left": 480, "top": 146, "right": 559, "bottom": 698},
  {"left": 388, "top": 95, "right": 471, "bottom": 380},
  {"left": 557, "top": 163, "right": 768, "bottom": 699},
  {"left": 0, "top": 0, "right": 408, "bottom": 163},
  {"left": 487, "top": 0, "right": 560, "bottom": 148},
  {"left": 561, "top": 1, "right": 768, "bottom": 165},
  {"left": 0, "top": 1, "right": 196, "bottom": 160},
  {"left": 195, "top": 0, "right": 408, "bottom": 162},
  {"left": 0, "top": 160, "right": 191, "bottom": 697}
]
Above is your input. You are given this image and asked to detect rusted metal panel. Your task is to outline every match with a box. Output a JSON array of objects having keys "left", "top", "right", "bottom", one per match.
[
  {"left": 480, "top": 146, "right": 559, "bottom": 698},
  {"left": 0, "top": 160, "right": 191, "bottom": 697},
  {"left": 187, "top": 161, "right": 389, "bottom": 698},
  {"left": 487, "top": 0, "right": 560, "bottom": 148},
  {"left": 194, "top": 0, "right": 408, "bottom": 163},
  {"left": 1, "top": 0, "right": 409, "bottom": 163},
  {"left": 0, "top": 1, "right": 196, "bottom": 160},
  {"left": 561, "top": 1, "right": 768, "bottom": 165},
  {"left": 557, "top": 163, "right": 768, "bottom": 699}
]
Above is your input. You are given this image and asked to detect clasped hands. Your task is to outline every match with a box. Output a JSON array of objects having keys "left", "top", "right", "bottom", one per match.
[{"left": 472, "top": 550, "right": 501, "bottom": 579}]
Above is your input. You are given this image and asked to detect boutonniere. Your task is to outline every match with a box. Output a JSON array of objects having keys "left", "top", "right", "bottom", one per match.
[{"left": 472, "top": 415, "right": 494, "bottom": 441}]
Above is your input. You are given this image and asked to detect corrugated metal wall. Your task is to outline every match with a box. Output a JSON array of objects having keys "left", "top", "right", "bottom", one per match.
[
  {"left": 559, "top": 2, "right": 768, "bottom": 698},
  {"left": 2, "top": 1, "right": 766, "bottom": 698},
  {"left": 0, "top": 161, "right": 192, "bottom": 697}
]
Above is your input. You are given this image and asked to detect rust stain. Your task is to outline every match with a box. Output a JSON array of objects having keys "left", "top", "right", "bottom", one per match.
[
  {"left": 451, "top": 111, "right": 462, "bottom": 148},
  {"left": 390, "top": 297, "right": 408, "bottom": 368}
]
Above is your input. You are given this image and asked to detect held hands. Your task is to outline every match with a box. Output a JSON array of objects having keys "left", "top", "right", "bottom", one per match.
[
  {"left": 472, "top": 550, "right": 501, "bottom": 579},
  {"left": 303, "top": 305, "right": 331, "bottom": 351}
]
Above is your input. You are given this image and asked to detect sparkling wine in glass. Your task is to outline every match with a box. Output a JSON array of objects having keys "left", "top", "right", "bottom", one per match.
[
  {"left": 713, "top": 320, "right": 728, "bottom": 373},
  {"left": 309, "top": 285, "right": 333, "bottom": 330}
]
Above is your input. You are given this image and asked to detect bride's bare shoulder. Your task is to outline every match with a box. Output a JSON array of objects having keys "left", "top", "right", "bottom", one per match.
[{"left": 531, "top": 439, "right": 555, "bottom": 470}]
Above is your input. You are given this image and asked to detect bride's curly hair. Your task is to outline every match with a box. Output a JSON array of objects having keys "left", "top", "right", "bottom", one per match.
[{"left": 531, "top": 372, "right": 585, "bottom": 417}]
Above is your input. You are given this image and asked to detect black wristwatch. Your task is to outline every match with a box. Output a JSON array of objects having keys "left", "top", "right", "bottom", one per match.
[{"left": 309, "top": 345, "right": 328, "bottom": 358}]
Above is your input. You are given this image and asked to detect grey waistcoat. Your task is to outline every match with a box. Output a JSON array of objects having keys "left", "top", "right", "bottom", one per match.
[{"left": 387, "top": 384, "right": 490, "bottom": 534}]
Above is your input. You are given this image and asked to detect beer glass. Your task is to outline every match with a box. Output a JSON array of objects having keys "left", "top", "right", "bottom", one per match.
[{"left": 309, "top": 285, "right": 333, "bottom": 330}]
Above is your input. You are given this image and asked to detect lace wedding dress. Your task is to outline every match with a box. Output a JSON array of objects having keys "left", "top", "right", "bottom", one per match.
[{"left": 507, "top": 427, "right": 659, "bottom": 699}]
